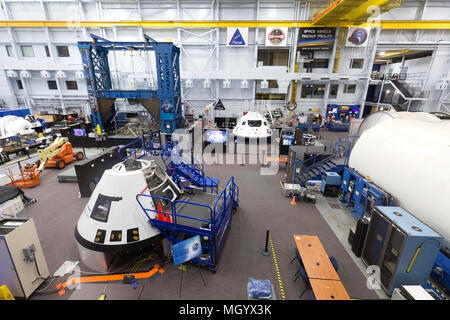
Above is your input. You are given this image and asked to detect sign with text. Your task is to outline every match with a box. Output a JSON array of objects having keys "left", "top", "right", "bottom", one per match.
[
  {"left": 265, "top": 27, "right": 288, "bottom": 46},
  {"left": 298, "top": 27, "right": 335, "bottom": 51},
  {"left": 172, "top": 235, "right": 203, "bottom": 266},
  {"left": 227, "top": 27, "right": 248, "bottom": 46}
]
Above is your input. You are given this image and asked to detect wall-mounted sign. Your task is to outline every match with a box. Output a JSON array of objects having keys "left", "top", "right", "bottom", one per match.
[
  {"left": 227, "top": 27, "right": 248, "bottom": 46},
  {"left": 298, "top": 27, "right": 336, "bottom": 52},
  {"left": 265, "top": 27, "right": 288, "bottom": 46},
  {"left": 345, "top": 27, "right": 371, "bottom": 47}
]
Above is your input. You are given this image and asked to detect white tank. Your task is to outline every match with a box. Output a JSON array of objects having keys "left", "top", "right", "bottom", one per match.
[
  {"left": 349, "top": 117, "right": 450, "bottom": 252},
  {"left": 357, "top": 111, "right": 440, "bottom": 136}
]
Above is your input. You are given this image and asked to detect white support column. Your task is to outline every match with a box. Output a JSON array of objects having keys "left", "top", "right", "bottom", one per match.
[{"left": 359, "top": 27, "right": 381, "bottom": 118}]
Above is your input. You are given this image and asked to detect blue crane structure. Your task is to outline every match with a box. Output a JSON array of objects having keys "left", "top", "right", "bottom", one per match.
[{"left": 77, "top": 34, "right": 182, "bottom": 134}]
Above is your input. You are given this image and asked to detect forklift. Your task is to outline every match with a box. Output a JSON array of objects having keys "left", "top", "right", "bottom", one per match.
[{"left": 7, "top": 137, "right": 84, "bottom": 188}]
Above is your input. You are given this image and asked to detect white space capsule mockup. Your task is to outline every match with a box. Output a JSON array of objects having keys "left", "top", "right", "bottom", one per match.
[
  {"left": 75, "top": 158, "right": 181, "bottom": 272},
  {"left": 232, "top": 111, "right": 272, "bottom": 139}
]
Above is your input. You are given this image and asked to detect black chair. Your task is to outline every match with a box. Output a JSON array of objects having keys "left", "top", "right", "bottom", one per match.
[
  {"left": 294, "top": 263, "right": 311, "bottom": 298},
  {"left": 290, "top": 248, "right": 301, "bottom": 264},
  {"left": 329, "top": 256, "right": 339, "bottom": 271}
]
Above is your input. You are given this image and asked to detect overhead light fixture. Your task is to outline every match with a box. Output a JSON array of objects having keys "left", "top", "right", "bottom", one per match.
[{"left": 378, "top": 51, "right": 386, "bottom": 56}]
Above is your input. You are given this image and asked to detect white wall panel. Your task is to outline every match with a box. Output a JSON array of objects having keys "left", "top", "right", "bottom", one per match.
[{"left": 8, "top": 3, "right": 44, "bottom": 20}]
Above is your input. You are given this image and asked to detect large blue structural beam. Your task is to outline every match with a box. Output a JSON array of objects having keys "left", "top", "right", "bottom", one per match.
[{"left": 77, "top": 34, "right": 182, "bottom": 134}]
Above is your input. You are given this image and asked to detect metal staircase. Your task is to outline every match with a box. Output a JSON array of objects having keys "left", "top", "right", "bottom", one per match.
[
  {"left": 291, "top": 136, "right": 358, "bottom": 186},
  {"left": 160, "top": 142, "right": 219, "bottom": 194}
]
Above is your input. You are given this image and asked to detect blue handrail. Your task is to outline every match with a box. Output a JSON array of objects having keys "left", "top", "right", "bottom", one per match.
[
  {"left": 136, "top": 194, "right": 175, "bottom": 223},
  {"left": 119, "top": 137, "right": 146, "bottom": 160},
  {"left": 174, "top": 199, "right": 214, "bottom": 226}
]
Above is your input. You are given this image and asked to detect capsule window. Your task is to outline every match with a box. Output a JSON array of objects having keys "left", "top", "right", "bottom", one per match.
[
  {"left": 127, "top": 228, "right": 140, "bottom": 243},
  {"left": 110, "top": 230, "right": 122, "bottom": 242},
  {"left": 90, "top": 194, "right": 122, "bottom": 223},
  {"left": 94, "top": 229, "right": 106, "bottom": 244}
]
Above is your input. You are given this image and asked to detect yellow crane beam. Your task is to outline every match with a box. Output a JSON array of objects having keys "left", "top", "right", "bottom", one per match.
[
  {"left": 0, "top": 20, "right": 449, "bottom": 30},
  {"left": 312, "top": 0, "right": 366, "bottom": 25},
  {"left": 344, "top": 0, "right": 402, "bottom": 24}
]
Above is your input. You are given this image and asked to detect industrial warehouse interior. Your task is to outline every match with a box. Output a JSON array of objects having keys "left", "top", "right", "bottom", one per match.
[{"left": 0, "top": 0, "right": 449, "bottom": 310}]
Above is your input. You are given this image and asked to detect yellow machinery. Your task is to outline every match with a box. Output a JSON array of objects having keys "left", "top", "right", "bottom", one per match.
[{"left": 7, "top": 137, "right": 83, "bottom": 188}]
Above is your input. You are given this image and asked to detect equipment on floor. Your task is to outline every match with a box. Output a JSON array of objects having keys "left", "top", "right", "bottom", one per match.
[
  {"left": 391, "top": 285, "right": 438, "bottom": 300},
  {"left": 320, "top": 171, "right": 341, "bottom": 197},
  {"left": 6, "top": 137, "right": 84, "bottom": 188},
  {"left": 0, "top": 285, "right": 14, "bottom": 300},
  {"left": 361, "top": 206, "right": 442, "bottom": 296},
  {"left": 56, "top": 264, "right": 164, "bottom": 296},
  {"left": 0, "top": 218, "right": 50, "bottom": 298},
  {"left": 136, "top": 143, "right": 239, "bottom": 272},
  {"left": 40, "top": 136, "right": 84, "bottom": 170},
  {"left": 349, "top": 217, "right": 369, "bottom": 258},
  {"left": 340, "top": 167, "right": 394, "bottom": 220}
]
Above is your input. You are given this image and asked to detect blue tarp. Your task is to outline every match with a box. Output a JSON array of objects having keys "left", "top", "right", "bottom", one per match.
[{"left": 0, "top": 109, "right": 30, "bottom": 118}]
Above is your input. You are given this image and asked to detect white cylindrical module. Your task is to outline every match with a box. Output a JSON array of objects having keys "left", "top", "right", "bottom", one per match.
[
  {"left": 349, "top": 117, "right": 450, "bottom": 252},
  {"left": 356, "top": 111, "right": 441, "bottom": 137}
]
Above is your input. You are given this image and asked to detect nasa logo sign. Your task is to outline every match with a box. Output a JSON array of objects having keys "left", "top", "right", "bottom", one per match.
[
  {"left": 345, "top": 27, "right": 371, "bottom": 47},
  {"left": 172, "top": 235, "right": 203, "bottom": 266},
  {"left": 265, "top": 27, "right": 288, "bottom": 46},
  {"left": 227, "top": 27, "right": 248, "bottom": 47}
]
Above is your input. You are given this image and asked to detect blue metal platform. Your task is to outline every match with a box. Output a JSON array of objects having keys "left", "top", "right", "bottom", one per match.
[{"left": 136, "top": 177, "right": 239, "bottom": 271}]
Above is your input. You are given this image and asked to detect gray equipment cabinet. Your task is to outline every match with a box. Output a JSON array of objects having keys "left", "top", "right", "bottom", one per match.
[{"left": 0, "top": 218, "right": 49, "bottom": 298}]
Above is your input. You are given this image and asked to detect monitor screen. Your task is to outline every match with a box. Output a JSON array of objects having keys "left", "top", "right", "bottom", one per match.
[
  {"left": 282, "top": 139, "right": 293, "bottom": 146},
  {"left": 205, "top": 130, "right": 227, "bottom": 143},
  {"left": 73, "top": 128, "right": 86, "bottom": 136}
]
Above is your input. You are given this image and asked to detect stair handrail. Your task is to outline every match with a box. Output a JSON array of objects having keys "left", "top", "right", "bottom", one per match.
[
  {"left": 213, "top": 177, "right": 235, "bottom": 226},
  {"left": 136, "top": 193, "right": 176, "bottom": 226},
  {"left": 118, "top": 137, "right": 146, "bottom": 161},
  {"left": 173, "top": 199, "right": 214, "bottom": 226}
]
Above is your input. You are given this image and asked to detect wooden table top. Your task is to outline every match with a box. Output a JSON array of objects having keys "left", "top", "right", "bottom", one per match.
[
  {"left": 266, "top": 156, "right": 288, "bottom": 162},
  {"left": 293, "top": 234, "right": 340, "bottom": 281},
  {"left": 309, "top": 279, "right": 350, "bottom": 300}
]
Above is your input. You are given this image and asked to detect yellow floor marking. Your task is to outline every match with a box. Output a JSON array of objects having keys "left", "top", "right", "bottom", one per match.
[{"left": 269, "top": 233, "right": 286, "bottom": 300}]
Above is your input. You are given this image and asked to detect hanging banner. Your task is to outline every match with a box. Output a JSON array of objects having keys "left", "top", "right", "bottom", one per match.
[
  {"left": 345, "top": 27, "right": 371, "bottom": 47},
  {"left": 227, "top": 27, "right": 248, "bottom": 46},
  {"left": 298, "top": 27, "right": 336, "bottom": 52},
  {"left": 265, "top": 27, "right": 288, "bottom": 46}
]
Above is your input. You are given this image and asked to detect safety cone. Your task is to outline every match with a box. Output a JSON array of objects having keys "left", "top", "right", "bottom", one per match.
[
  {"left": 165, "top": 211, "right": 173, "bottom": 223},
  {"left": 290, "top": 195, "right": 297, "bottom": 205},
  {"left": 157, "top": 202, "right": 165, "bottom": 221}
]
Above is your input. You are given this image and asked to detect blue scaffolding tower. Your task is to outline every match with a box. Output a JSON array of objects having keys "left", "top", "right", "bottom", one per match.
[{"left": 77, "top": 34, "right": 182, "bottom": 134}]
